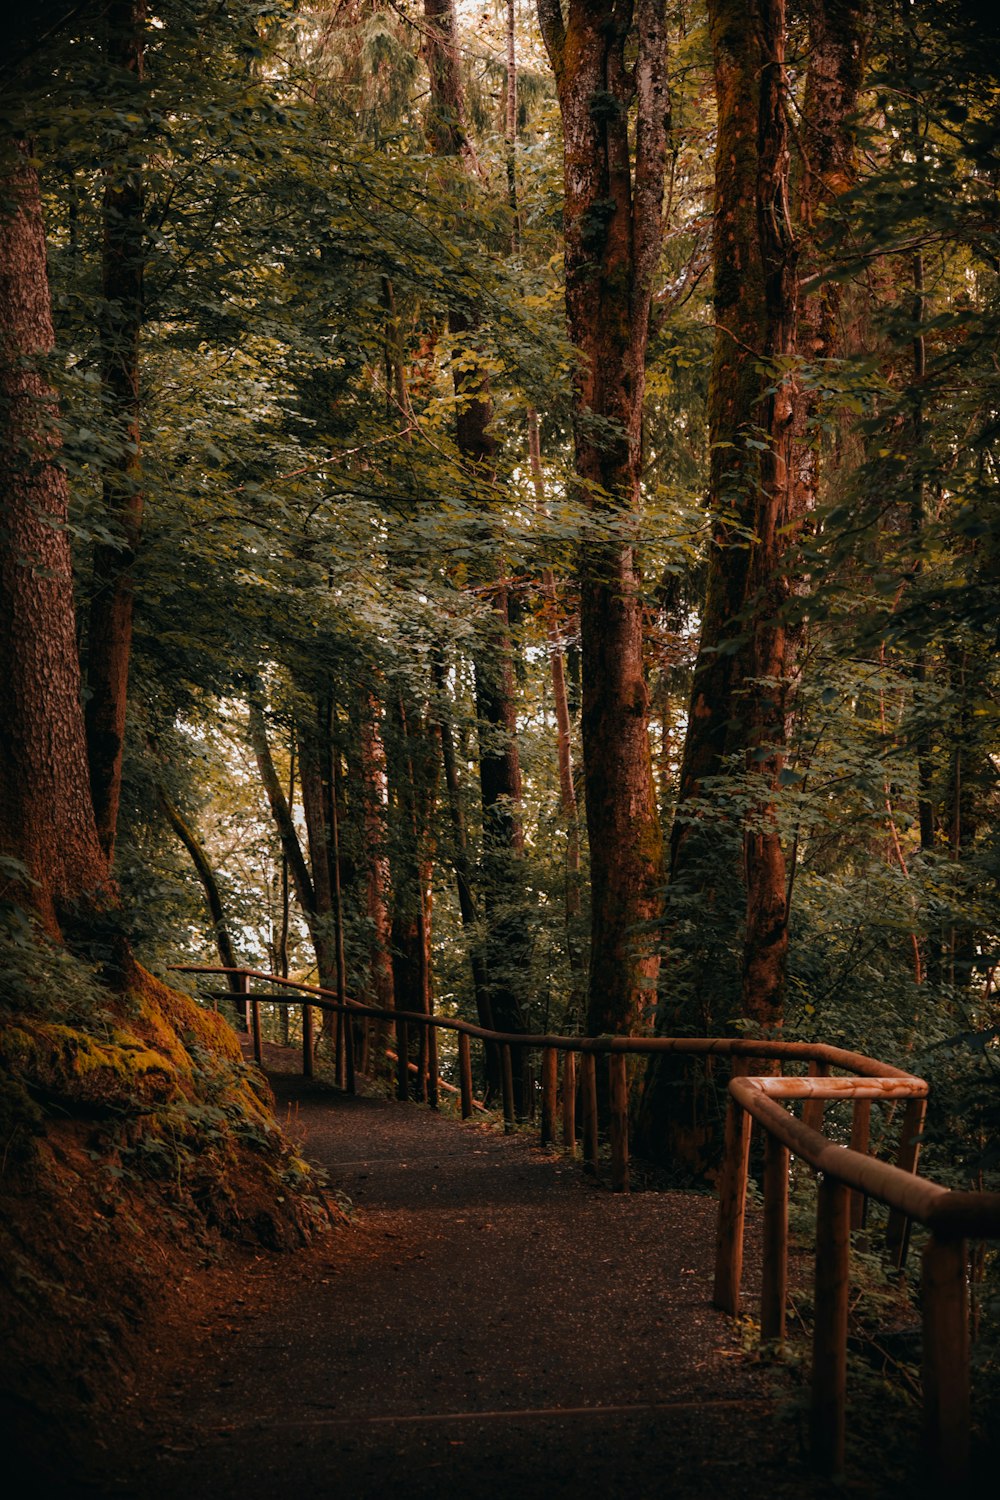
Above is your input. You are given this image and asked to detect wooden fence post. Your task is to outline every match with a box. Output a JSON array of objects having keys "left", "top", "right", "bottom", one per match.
[
  {"left": 581, "top": 1052, "right": 599, "bottom": 1175},
  {"left": 396, "top": 1020, "right": 409, "bottom": 1101},
  {"left": 849, "top": 1098, "right": 871, "bottom": 1232},
  {"left": 609, "top": 1052, "right": 629, "bottom": 1192},
  {"left": 250, "top": 986, "right": 262, "bottom": 1066},
  {"left": 417, "top": 1023, "right": 428, "bottom": 1104},
  {"left": 540, "top": 1048, "right": 558, "bottom": 1146},
  {"left": 428, "top": 1022, "right": 439, "bottom": 1111},
  {"left": 922, "top": 1234, "right": 970, "bottom": 1483},
  {"left": 501, "top": 1045, "right": 515, "bottom": 1133},
  {"left": 761, "top": 1131, "right": 789, "bottom": 1342},
  {"left": 344, "top": 1009, "right": 356, "bottom": 1096},
  {"left": 302, "top": 1003, "right": 314, "bottom": 1079},
  {"left": 335, "top": 1010, "right": 346, "bottom": 1089},
  {"left": 561, "top": 1051, "right": 576, "bottom": 1151},
  {"left": 458, "top": 1032, "right": 473, "bottom": 1119},
  {"left": 712, "top": 1073, "right": 752, "bottom": 1314},
  {"left": 811, "top": 1173, "right": 850, "bottom": 1477},
  {"left": 232, "top": 970, "right": 250, "bottom": 1033},
  {"left": 886, "top": 1096, "right": 926, "bottom": 1268}
]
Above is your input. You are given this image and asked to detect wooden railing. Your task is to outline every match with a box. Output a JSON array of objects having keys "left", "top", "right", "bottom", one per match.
[{"left": 172, "top": 964, "right": 1000, "bottom": 1483}]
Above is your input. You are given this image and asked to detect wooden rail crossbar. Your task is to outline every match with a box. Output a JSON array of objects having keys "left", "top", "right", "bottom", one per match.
[{"left": 171, "top": 964, "right": 1000, "bottom": 1483}]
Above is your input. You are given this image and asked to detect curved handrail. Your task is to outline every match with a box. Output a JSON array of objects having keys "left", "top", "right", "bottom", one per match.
[{"left": 171, "top": 962, "right": 1000, "bottom": 1483}]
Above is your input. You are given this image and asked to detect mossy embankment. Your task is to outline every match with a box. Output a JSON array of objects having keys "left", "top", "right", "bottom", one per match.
[{"left": 0, "top": 937, "right": 333, "bottom": 1489}]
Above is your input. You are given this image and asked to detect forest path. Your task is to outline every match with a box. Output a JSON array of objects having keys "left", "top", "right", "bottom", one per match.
[{"left": 113, "top": 1042, "right": 813, "bottom": 1500}]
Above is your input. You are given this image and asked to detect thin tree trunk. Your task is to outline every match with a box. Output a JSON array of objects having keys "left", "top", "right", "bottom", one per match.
[
  {"left": 249, "top": 701, "right": 337, "bottom": 991},
  {"left": 156, "top": 785, "right": 242, "bottom": 992},
  {"left": 297, "top": 703, "right": 341, "bottom": 1043},
  {"left": 85, "top": 0, "right": 146, "bottom": 861},
  {"left": 432, "top": 652, "right": 493, "bottom": 1024},
  {"left": 425, "top": 0, "right": 531, "bottom": 1100},
  {"left": 358, "top": 687, "right": 395, "bottom": 1064},
  {"left": 388, "top": 695, "right": 438, "bottom": 1093},
  {"left": 527, "top": 410, "right": 585, "bottom": 1023}
]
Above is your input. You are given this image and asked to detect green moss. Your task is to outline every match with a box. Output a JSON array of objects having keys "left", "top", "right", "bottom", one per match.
[{"left": 0, "top": 1020, "right": 181, "bottom": 1113}]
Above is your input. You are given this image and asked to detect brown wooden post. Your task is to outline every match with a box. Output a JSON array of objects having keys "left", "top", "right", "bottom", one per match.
[
  {"left": 712, "top": 1073, "right": 752, "bottom": 1314},
  {"left": 886, "top": 1096, "right": 926, "bottom": 1268},
  {"left": 921, "top": 1234, "right": 970, "bottom": 1483},
  {"left": 231, "top": 969, "right": 250, "bottom": 1032},
  {"left": 396, "top": 1019, "right": 409, "bottom": 1101},
  {"left": 302, "top": 1002, "right": 314, "bottom": 1079},
  {"left": 417, "top": 1022, "right": 429, "bottom": 1104},
  {"left": 540, "top": 1047, "right": 558, "bottom": 1146},
  {"left": 581, "top": 1051, "right": 599, "bottom": 1175},
  {"left": 335, "top": 1009, "right": 346, "bottom": 1089},
  {"left": 248, "top": 980, "right": 263, "bottom": 1067},
  {"left": 501, "top": 1044, "right": 515, "bottom": 1133},
  {"left": 344, "top": 1008, "right": 356, "bottom": 1096},
  {"left": 609, "top": 1052, "right": 629, "bottom": 1193},
  {"left": 428, "top": 1022, "right": 440, "bottom": 1111},
  {"left": 811, "top": 1173, "right": 850, "bottom": 1477},
  {"left": 849, "top": 1098, "right": 871, "bottom": 1232},
  {"left": 801, "top": 1059, "right": 829, "bottom": 1133},
  {"left": 761, "top": 1130, "right": 789, "bottom": 1342},
  {"left": 458, "top": 1031, "right": 474, "bottom": 1119},
  {"left": 561, "top": 1051, "right": 576, "bottom": 1151}
]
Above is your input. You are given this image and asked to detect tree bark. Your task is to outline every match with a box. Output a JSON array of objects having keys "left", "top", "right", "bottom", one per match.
[
  {"left": 739, "top": 0, "right": 797, "bottom": 1028},
  {"left": 248, "top": 701, "right": 338, "bottom": 991},
  {"left": 667, "top": 0, "right": 765, "bottom": 883},
  {"left": 432, "top": 652, "right": 493, "bottom": 1021},
  {"left": 358, "top": 689, "right": 395, "bottom": 1011},
  {"left": 388, "top": 695, "right": 438, "bottom": 1094},
  {"left": 156, "top": 784, "right": 242, "bottom": 990},
  {"left": 424, "top": 0, "right": 531, "bottom": 1087},
  {"left": 85, "top": 0, "right": 146, "bottom": 861},
  {"left": 537, "top": 0, "right": 667, "bottom": 1037},
  {"left": 0, "top": 141, "right": 112, "bottom": 935}
]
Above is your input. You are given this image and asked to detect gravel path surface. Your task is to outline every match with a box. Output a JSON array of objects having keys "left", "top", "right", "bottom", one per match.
[{"left": 108, "top": 1047, "right": 820, "bottom": 1500}]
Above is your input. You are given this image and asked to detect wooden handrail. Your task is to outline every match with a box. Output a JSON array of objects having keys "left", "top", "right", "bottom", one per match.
[{"left": 170, "top": 963, "right": 1000, "bottom": 1483}]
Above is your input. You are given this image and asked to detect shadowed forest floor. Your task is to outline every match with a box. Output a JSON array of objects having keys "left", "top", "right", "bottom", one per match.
[{"left": 88, "top": 1042, "right": 920, "bottom": 1498}]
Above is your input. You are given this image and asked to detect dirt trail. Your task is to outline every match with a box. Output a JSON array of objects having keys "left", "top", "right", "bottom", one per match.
[{"left": 102, "top": 1046, "right": 815, "bottom": 1499}]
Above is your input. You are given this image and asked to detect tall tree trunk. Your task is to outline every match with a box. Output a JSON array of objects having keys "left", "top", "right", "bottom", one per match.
[
  {"left": 298, "top": 700, "right": 343, "bottom": 1046},
  {"left": 537, "top": 0, "right": 667, "bottom": 1038},
  {"left": 510, "top": 6, "right": 584, "bottom": 1026},
  {"left": 739, "top": 0, "right": 797, "bottom": 1028},
  {"left": 0, "top": 141, "right": 112, "bottom": 936},
  {"left": 639, "top": 0, "right": 867, "bottom": 1170},
  {"left": 85, "top": 0, "right": 146, "bottom": 861},
  {"left": 528, "top": 411, "right": 585, "bottom": 1025},
  {"left": 425, "top": 0, "right": 531, "bottom": 1097},
  {"left": 432, "top": 652, "right": 493, "bottom": 1022},
  {"left": 388, "top": 695, "right": 438, "bottom": 1096},
  {"left": 357, "top": 688, "right": 394, "bottom": 1070},
  {"left": 667, "top": 0, "right": 765, "bottom": 885}
]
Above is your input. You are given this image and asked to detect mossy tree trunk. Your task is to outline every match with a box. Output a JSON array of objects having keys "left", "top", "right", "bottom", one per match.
[{"left": 536, "top": 0, "right": 668, "bottom": 1039}]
